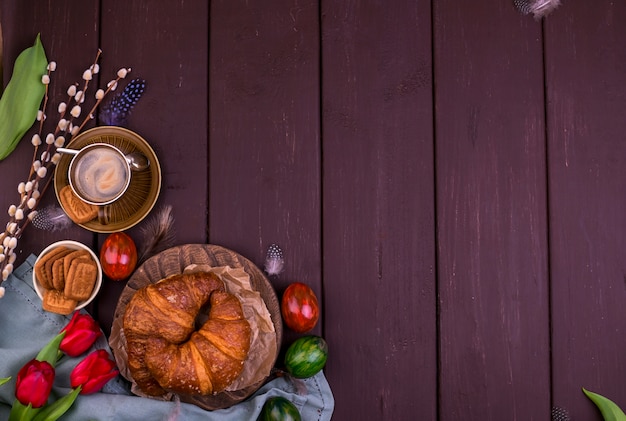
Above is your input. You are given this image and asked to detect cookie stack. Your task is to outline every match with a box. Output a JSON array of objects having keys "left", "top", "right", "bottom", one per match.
[{"left": 34, "top": 245, "right": 100, "bottom": 314}]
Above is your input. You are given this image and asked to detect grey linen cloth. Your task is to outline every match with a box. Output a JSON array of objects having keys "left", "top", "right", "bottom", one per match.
[{"left": 0, "top": 255, "right": 334, "bottom": 420}]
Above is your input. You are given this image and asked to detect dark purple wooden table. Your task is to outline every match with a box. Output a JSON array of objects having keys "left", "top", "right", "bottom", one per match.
[{"left": 1, "top": 1, "right": 624, "bottom": 419}]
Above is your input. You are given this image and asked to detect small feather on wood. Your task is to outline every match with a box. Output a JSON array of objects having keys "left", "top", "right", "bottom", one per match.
[
  {"left": 551, "top": 406, "right": 570, "bottom": 421},
  {"left": 137, "top": 205, "right": 176, "bottom": 265},
  {"left": 264, "top": 243, "right": 285, "bottom": 277},
  {"left": 31, "top": 205, "right": 73, "bottom": 232},
  {"left": 513, "top": 0, "right": 561, "bottom": 19},
  {"left": 99, "top": 78, "right": 146, "bottom": 127}
]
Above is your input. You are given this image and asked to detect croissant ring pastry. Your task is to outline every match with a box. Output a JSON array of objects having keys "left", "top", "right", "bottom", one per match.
[{"left": 123, "top": 271, "right": 252, "bottom": 396}]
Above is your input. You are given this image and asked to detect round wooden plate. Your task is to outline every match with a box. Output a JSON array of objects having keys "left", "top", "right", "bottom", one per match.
[{"left": 109, "top": 244, "right": 282, "bottom": 410}]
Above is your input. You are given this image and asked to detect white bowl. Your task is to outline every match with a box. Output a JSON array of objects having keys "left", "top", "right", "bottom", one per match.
[{"left": 33, "top": 240, "right": 103, "bottom": 311}]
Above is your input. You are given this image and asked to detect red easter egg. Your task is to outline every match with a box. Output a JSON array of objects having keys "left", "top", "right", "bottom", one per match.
[
  {"left": 281, "top": 282, "right": 320, "bottom": 333},
  {"left": 99, "top": 232, "right": 137, "bottom": 280}
]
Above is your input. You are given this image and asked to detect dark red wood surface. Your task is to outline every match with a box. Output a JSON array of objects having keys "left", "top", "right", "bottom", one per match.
[
  {"left": 434, "top": 0, "right": 551, "bottom": 419},
  {"left": 208, "top": 0, "right": 323, "bottom": 347},
  {"left": 94, "top": 0, "right": 211, "bottom": 333},
  {"left": 0, "top": 1, "right": 98, "bottom": 258},
  {"left": 321, "top": 1, "right": 437, "bottom": 419},
  {"left": 1, "top": 1, "right": 624, "bottom": 420},
  {"left": 545, "top": 2, "right": 626, "bottom": 419}
]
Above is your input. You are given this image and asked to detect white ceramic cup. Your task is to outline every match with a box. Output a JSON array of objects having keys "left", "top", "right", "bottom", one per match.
[{"left": 58, "top": 143, "right": 132, "bottom": 206}]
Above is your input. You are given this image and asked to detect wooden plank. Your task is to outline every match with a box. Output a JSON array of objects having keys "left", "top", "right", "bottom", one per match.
[
  {"left": 96, "top": 0, "right": 209, "bottom": 332},
  {"left": 208, "top": 0, "right": 322, "bottom": 347},
  {"left": 0, "top": 1, "right": 98, "bottom": 270},
  {"left": 99, "top": 0, "right": 209, "bottom": 245},
  {"left": 321, "top": 1, "right": 436, "bottom": 419},
  {"left": 434, "top": 1, "right": 550, "bottom": 418},
  {"left": 545, "top": 2, "right": 626, "bottom": 419}
]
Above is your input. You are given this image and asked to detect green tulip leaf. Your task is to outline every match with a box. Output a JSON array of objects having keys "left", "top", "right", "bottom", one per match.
[
  {"left": 8, "top": 401, "right": 42, "bottom": 421},
  {"left": 583, "top": 388, "right": 626, "bottom": 421},
  {"left": 36, "top": 332, "right": 65, "bottom": 366},
  {"left": 0, "top": 376, "right": 10, "bottom": 386},
  {"left": 32, "top": 387, "right": 81, "bottom": 421},
  {"left": 0, "top": 33, "right": 47, "bottom": 161}
]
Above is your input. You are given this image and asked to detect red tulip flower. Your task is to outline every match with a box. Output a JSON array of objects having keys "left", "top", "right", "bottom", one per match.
[
  {"left": 15, "top": 359, "right": 55, "bottom": 408},
  {"left": 59, "top": 311, "right": 102, "bottom": 357},
  {"left": 70, "top": 350, "right": 118, "bottom": 394}
]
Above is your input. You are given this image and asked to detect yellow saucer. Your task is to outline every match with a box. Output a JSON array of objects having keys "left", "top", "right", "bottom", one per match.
[{"left": 54, "top": 126, "right": 162, "bottom": 233}]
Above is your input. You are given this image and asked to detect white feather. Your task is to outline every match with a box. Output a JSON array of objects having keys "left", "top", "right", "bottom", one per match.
[
  {"left": 514, "top": 0, "right": 561, "bottom": 19},
  {"left": 31, "top": 205, "right": 73, "bottom": 231},
  {"left": 265, "top": 258, "right": 285, "bottom": 276},
  {"left": 264, "top": 243, "right": 285, "bottom": 276},
  {"left": 529, "top": 0, "right": 561, "bottom": 19}
]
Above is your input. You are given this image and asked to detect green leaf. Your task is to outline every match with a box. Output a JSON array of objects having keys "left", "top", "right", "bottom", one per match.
[
  {"left": 0, "top": 376, "right": 10, "bottom": 387},
  {"left": 9, "top": 401, "right": 41, "bottom": 421},
  {"left": 32, "top": 387, "right": 81, "bottom": 421},
  {"left": 583, "top": 388, "right": 626, "bottom": 421},
  {"left": 36, "top": 332, "right": 65, "bottom": 366},
  {"left": 0, "top": 33, "right": 47, "bottom": 161}
]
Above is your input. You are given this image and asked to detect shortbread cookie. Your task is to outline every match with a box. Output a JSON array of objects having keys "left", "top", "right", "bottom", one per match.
[
  {"left": 63, "top": 249, "right": 90, "bottom": 280},
  {"left": 51, "top": 259, "right": 66, "bottom": 290},
  {"left": 44, "top": 247, "right": 73, "bottom": 287},
  {"left": 64, "top": 260, "right": 97, "bottom": 301},
  {"left": 35, "top": 246, "right": 70, "bottom": 289},
  {"left": 59, "top": 185, "right": 98, "bottom": 223},
  {"left": 42, "top": 289, "right": 77, "bottom": 315}
]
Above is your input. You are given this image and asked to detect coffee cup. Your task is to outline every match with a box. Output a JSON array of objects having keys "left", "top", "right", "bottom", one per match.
[{"left": 58, "top": 143, "right": 132, "bottom": 206}]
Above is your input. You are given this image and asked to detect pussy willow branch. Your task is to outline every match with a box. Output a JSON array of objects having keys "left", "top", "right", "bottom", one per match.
[{"left": 0, "top": 51, "right": 131, "bottom": 293}]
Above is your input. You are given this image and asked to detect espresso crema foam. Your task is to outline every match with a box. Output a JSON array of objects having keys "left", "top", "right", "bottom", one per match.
[{"left": 72, "top": 147, "right": 129, "bottom": 203}]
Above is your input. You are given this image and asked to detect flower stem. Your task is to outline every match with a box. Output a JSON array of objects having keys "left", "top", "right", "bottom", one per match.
[
  {"left": 8, "top": 401, "right": 41, "bottom": 421},
  {"left": 31, "top": 387, "right": 81, "bottom": 421}
]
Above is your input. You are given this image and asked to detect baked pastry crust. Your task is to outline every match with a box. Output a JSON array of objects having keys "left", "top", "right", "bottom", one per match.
[{"left": 123, "top": 271, "right": 252, "bottom": 396}]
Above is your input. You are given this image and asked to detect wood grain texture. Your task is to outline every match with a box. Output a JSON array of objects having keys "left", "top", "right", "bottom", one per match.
[
  {"left": 0, "top": 0, "right": 98, "bottom": 269},
  {"left": 545, "top": 1, "right": 626, "bottom": 418},
  {"left": 0, "top": 17, "right": 3, "bottom": 89},
  {"left": 2, "top": 1, "right": 625, "bottom": 419},
  {"left": 99, "top": 0, "right": 209, "bottom": 245},
  {"left": 434, "top": 0, "right": 550, "bottom": 418},
  {"left": 322, "top": 1, "right": 437, "bottom": 419},
  {"left": 208, "top": 0, "right": 322, "bottom": 342},
  {"left": 95, "top": 0, "right": 209, "bottom": 331}
]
